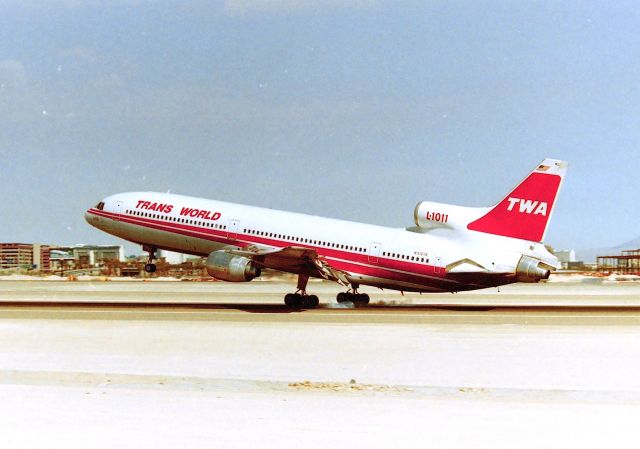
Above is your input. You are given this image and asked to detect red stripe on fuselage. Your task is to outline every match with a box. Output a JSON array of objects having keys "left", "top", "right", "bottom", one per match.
[{"left": 87, "top": 209, "right": 448, "bottom": 286}]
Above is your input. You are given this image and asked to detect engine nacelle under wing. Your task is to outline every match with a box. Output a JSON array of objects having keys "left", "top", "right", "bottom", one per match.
[{"left": 206, "top": 250, "right": 261, "bottom": 282}]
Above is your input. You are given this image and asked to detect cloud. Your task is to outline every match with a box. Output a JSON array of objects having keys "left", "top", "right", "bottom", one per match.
[{"left": 224, "top": 0, "right": 378, "bottom": 15}]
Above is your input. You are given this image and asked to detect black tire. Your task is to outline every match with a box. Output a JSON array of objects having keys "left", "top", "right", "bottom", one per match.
[
  {"left": 359, "top": 294, "right": 370, "bottom": 305},
  {"left": 337, "top": 292, "right": 347, "bottom": 303},
  {"left": 144, "top": 263, "right": 156, "bottom": 273},
  {"left": 284, "top": 293, "right": 296, "bottom": 307},
  {"left": 308, "top": 295, "right": 319, "bottom": 307}
]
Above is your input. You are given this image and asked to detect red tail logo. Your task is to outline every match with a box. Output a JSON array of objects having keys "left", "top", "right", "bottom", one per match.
[
  {"left": 506, "top": 197, "right": 548, "bottom": 216},
  {"left": 467, "top": 159, "right": 567, "bottom": 242}
]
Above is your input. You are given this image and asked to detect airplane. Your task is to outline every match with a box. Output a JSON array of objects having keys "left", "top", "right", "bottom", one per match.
[{"left": 85, "top": 158, "right": 567, "bottom": 308}]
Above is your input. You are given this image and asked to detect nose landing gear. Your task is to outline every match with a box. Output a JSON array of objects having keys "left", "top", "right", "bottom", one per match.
[{"left": 143, "top": 245, "right": 157, "bottom": 274}]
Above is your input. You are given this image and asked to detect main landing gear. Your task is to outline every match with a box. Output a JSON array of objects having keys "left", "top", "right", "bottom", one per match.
[
  {"left": 143, "top": 245, "right": 157, "bottom": 274},
  {"left": 336, "top": 287, "right": 370, "bottom": 305},
  {"left": 284, "top": 274, "right": 319, "bottom": 308}
]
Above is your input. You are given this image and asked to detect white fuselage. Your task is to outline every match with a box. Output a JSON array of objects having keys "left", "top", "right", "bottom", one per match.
[{"left": 85, "top": 191, "right": 558, "bottom": 292}]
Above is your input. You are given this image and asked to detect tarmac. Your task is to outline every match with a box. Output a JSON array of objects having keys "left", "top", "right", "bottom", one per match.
[{"left": 2, "top": 279, "right": 640, "bottom": 449}]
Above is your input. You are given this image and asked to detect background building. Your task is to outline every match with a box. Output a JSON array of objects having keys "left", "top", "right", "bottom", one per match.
[
  {"left": 52, "top": 245, "right": 125, "bottom": 267},
  {"left": 597, "top": 249, "right": 640, "bottom": 275},
  {"left": 159, "top": 250, "right": 186, "bottom": 265},
  {"left": 0, "top": 243, "right": 50, "bottom": 271},
  {"left": 555, "top": 249, "right": 578, "bottom": 270}
]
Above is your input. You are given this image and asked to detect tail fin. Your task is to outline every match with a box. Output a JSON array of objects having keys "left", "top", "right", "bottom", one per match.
[{"left": 467, "top": 158, "right": 568, "bottom": 242}]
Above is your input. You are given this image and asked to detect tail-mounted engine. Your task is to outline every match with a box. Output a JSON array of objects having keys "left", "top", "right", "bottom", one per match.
[
  {"left": 413, "top": 201, "right": 487, "bottom": 231},
  {"left": 515, "top": 255, "right": 552, "bottom": 283},
  {"left": 206, "top": 250, "right": 261, "bottom": 282}
]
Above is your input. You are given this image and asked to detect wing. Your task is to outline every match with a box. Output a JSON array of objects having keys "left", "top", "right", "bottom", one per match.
[{"left": 226, "top": 245, "right": 350, "bottom": 286}]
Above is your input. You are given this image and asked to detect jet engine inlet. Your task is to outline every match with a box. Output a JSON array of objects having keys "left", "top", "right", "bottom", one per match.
[
  {"left": 516, "top": 255, "right": 552, "bottom": 283},
  {"left": 206, "top": 250, "right": 261, "bottom": 282}
]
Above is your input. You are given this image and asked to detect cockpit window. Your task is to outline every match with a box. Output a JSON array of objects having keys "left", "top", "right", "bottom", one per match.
[{"left": 96, "top": 202, "right": 105, "bottom": 210}]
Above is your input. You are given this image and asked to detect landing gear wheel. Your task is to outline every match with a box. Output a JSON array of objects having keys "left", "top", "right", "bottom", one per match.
[
  {"left": 283, "top": 273, "right": 319, "bottom": 308},
  {"left": 284, "top": 293, "right": 319, "bottom": 308},
  {"left": 284, "top": 293, "right": 299, "bottom": 307},
  {"left": 337, "top": 291, "right": 369, "bottom": 306},
  {"left": 143, "top": 245, "right": 157, "bottom": 274},
  {"left": 305, "top": 295, "right": 319, "bottom": 308}
]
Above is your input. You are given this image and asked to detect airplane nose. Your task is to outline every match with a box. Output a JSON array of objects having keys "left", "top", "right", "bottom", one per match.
[{"left": 86, "top": 200, "right": 106, "bottom": 226}]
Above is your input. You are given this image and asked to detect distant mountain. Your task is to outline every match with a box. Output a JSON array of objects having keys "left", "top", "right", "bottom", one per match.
[{"left": 577, "top": 236, "right": 640, "bottom": 263}]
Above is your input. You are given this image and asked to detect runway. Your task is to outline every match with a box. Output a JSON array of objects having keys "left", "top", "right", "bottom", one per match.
[
  {"left": 4, "top": 302, "right": 640, "bottom": 327},
  {"left": 2, "top": 280, "right": 640, "bottom": 448}
]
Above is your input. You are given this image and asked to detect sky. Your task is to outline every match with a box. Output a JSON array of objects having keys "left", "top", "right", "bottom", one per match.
[{"left": 1, "top": 0, "right": 639, "bottom": 255}]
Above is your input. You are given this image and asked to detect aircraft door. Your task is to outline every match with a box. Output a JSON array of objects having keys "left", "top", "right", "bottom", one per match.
[
  {"left": 368, "top": 242, "right": 381, "bottom": 263},
  {"left": 434, "top": 256, "right": 443, "bottom": 275},
  {"left": 227, "top": 219, "right": 241, "bottom": 240}
]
